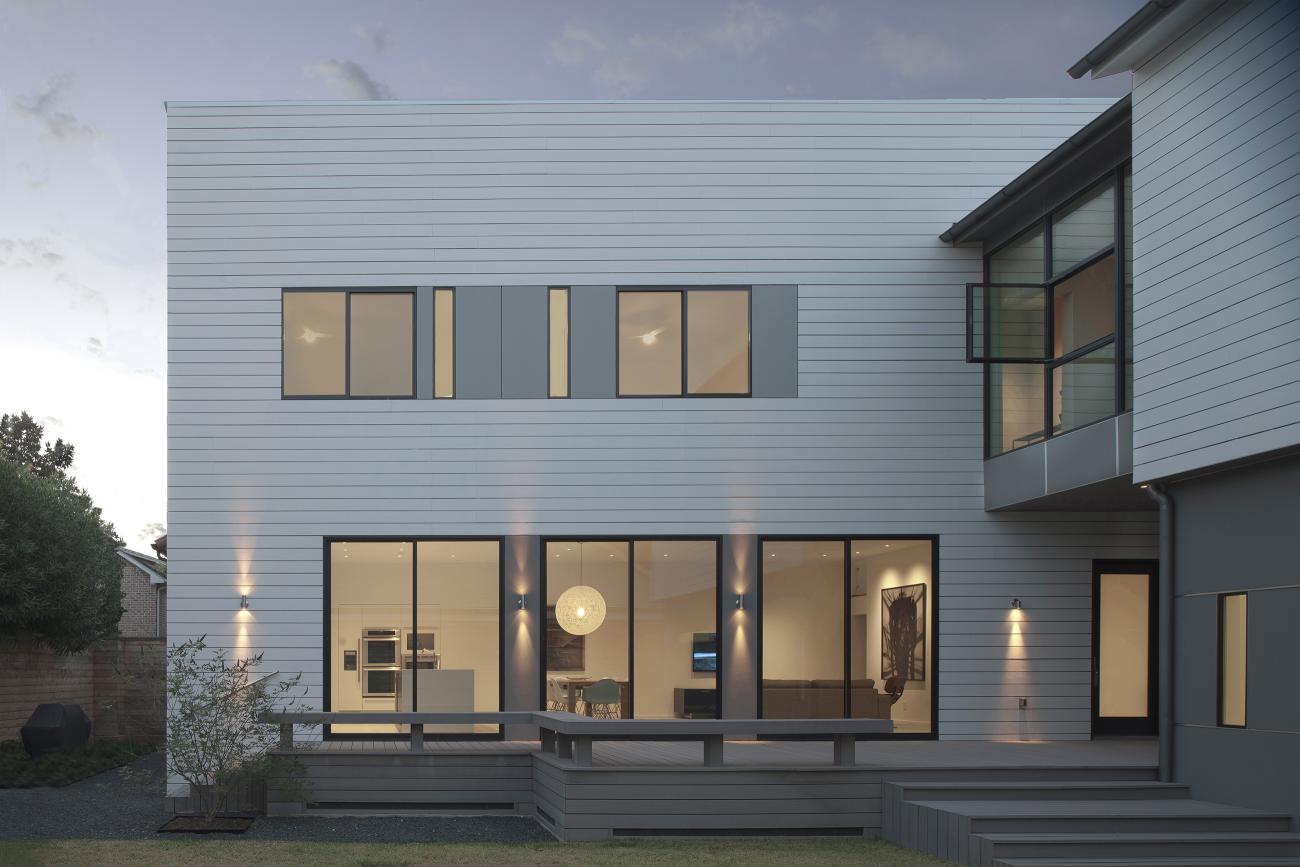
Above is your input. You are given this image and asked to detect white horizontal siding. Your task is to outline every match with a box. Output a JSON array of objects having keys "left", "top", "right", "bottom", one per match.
[
  {"left": 1130, "top": 0, "right": 1300, "bottom": 480},
  {"left": 167, "top": 97, "right": 1155, "bottom": 741}
]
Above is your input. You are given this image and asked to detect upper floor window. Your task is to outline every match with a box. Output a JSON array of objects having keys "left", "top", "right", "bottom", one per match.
[
  {"left": 283, "top": 290, "right": 414, "bottom": 398},
  {"left": 549, "top": 287, "right": 570, "bottom": 398},
  {"left": 434, "top": 288, "right": 455, "bottom": 399},
  {"left": 971, "top": 168, "right": 1132, "bottom": 456},
  {"left": 617, "top": 288, "right": 750, "bottom": 397}
]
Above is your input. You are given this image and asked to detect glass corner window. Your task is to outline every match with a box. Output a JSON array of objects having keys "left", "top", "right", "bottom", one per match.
[{"left": 979, "top": 167, "right": 1130, "bottom": 457}]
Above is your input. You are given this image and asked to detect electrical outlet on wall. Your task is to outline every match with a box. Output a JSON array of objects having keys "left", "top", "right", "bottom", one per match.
[{"left": 1018, "top": 697, "right": 1028, "bottom": 709}]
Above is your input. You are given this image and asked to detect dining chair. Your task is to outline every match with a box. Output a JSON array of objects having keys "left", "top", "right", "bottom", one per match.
[
  {"left": 546, "top": 677, "right": 566, "bottom": 712},
  {"left": 582, "top": 677, "right": 621, "bottom": 719}
]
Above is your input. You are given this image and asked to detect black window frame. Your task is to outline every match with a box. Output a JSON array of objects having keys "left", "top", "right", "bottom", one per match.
[
  {"left": 548, "top": 286, "right": 571, "bottom": 399},
  {"left": 538, "top": 535, "right": 725, "bottom": 721},
  {"left": 281, "top": 287, "right": 417, "bottom": 400},
  {"left": 756, "top": 534, "right": 940, "bottom": 740},
  {"left": 977, "top": 165, "right": 1131, "bottom": 458},
  {"left": 615, "top": 286, "right": 753, "bottom": 398},
  {"left": 1216, "top": 591, "right": 1248, "bottom": 729},
  {"left": 321, "top": 535, "right": 506, "bottom": 741}
]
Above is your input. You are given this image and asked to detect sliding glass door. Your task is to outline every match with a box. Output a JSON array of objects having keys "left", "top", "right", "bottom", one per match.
[
  {"left": 542, "top": 538, "right": 720, "bottom": 720},
  {"left": 760, "top": 537, "right": 936, "bottom": 736},
  {"left": 327, "top": 538, "right": 501, "bottom": 736}
]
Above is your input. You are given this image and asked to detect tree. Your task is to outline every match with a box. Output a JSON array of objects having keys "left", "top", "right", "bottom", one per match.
[
  {"left": 166, "top": 638, "right": 309, "bottom": 822},
  {"left": 0, "top": 412, "right": 74, "bottom": 478},
  {"left": 0, "top": 457, "right": 123, "bottom": 653}
]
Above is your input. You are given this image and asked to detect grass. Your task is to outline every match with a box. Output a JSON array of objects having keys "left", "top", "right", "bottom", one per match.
[
  {"left": 0, "top": 839, "right": 949, "bottom": 867},
  {"left": 0, "top": 740, "right": 157, "bottom": 788}
]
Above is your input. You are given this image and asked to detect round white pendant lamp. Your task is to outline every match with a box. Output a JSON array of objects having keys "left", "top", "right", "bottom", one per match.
[{"left": 555, "top": 585, "right": 606, "bottom": 636}]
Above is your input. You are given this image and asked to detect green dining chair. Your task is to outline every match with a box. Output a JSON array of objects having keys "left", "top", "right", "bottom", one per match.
[{"left": 582, "top": 678, "right": 621, "bottom": 719}]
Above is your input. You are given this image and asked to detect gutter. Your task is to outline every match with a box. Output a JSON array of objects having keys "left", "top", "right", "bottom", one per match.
[
  {"left": 1068, "top": 0, "right": 1182, "bottom": 79},
  {"left": 1145, "top": 483, "right": 1174, "bottom": 782},
  {"left": 939, "top": 95, "right": 1130, "bottom": 245}
]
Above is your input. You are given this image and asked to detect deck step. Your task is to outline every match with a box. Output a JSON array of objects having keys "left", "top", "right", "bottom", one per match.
[
  {"left": 891, "top": 780, "right": 1191, "bottom": 801},
  {"left": 994, "top": 858, "right": 1300, "bottom": 867},
  {"left": 913, "top": 799, "right": 1293, "bottom": 835},
  {"left": 974, "top": 832, "right": 1300, "bottom": 867}
]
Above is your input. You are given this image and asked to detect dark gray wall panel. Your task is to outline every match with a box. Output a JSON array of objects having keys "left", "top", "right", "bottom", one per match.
[
  {"left": 1175, "top": 725, "right": 1300, "bottom": 823},
  {"left": 503, "top": 535, "right": 541, "bottom": 739},
  {"left": 455, "top": 286, "right": 502, "bottom": 399},
  {"left": 1172, "top": 450, "right": 1300, "bottom": 596},
  {"left": 570, "top": 285, "right": 615, "bottom": 398},
  {"left": 1249, "top": 586, "right": 1300, "bottom": 733},
  {"left": 1045, "top": 417, "right": 1120, "bottom": 494},
  {"left": 985, "top": 442, "right": 1046, "bottom": 510},
  {"left": 751, "top": 284, "right": 797, "bottom": 398},
  {"left": 721, "top": 534, "right": 758, "bottom": 720},
  {"left": 500, "top": 286, "right": 547, "bottom": 399},
  {"left": 416, "top": 286, "right": 433, "bottom": 400},
  {"left": 1172, "top": 594, "right": 1216, "bottom": 728}
]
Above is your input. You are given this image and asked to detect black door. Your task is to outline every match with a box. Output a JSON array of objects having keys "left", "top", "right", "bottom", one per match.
[{"left": 1092, "top": 561, "right": 1158, "bottom": 736}]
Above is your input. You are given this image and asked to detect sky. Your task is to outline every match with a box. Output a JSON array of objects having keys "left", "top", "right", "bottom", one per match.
[{"left": 0, "top": 0, "right": 1138, "bottom": 549}]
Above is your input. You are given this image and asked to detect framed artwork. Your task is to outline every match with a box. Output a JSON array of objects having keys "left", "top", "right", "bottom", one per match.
[
  {"left": 881, "top": 583, "right": 926, "bottom": 682},
  {"left": 546, "top": 606, "right": 585, "bottom": 671}
]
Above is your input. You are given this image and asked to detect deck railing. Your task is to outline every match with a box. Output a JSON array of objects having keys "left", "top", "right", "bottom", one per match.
[{"left": 262, "top": 711, "right": 892, "bottom": 768}]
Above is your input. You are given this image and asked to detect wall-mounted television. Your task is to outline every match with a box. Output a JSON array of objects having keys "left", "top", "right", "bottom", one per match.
[{"left": 692, "top": 632, "right": 718, "bottom": 673}]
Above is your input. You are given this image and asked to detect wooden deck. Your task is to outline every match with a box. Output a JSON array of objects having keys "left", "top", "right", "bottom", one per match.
[{"left": 273, "top": 737, "right": 1158, "bottom": 840}]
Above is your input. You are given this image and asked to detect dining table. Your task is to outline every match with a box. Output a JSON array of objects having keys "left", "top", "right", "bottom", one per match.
[{"left": 561, "top": 677, "right": 631, "bottom": 719}]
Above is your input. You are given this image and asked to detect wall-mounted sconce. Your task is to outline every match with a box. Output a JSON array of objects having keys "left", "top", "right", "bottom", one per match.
[
  {"left": 240, "top": 594, "right": 250, "bottom": 610},
  {"left": 734, "top": 594, "right": 745, "bottom": 611},
  {"left": 516, "top": 595, "right": 527, "bottom": 611},
  {"left": 1010, "top": 598, "right": 1022, "bottom": 610}
]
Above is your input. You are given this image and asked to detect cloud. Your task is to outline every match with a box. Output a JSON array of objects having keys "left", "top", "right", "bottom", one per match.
[
  {"left": 594, "top": 57, "right": 652, "bottom": 96},
  {"left": 869, "top": 26, "right": 958, "bottom": 78},
  {"left": 708, "top": 1, "right": 786, "bottom": 57},
  {"left": 804, "top": 4, "right": 838, "bottom": 32},
  {"left": 10, "top": 74, "right": 99, "bottom": 141},
  {"left": 550, "top": 22, "right": 606, "bottom": 66},
  {"left": 303, "top": 59, "right": 394, "bottom": 99},
  {"left": 87, "top": 336, "right": 104, "bottom": 357},
  {"left": 0, "top": 237, "right": 64, "bottom": 268},
  {"left": 354, "top": 23, "right": 388, "bottom": 52}
]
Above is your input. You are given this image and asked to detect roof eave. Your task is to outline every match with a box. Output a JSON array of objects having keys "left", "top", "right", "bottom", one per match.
[{"left": 1069, "top": 0, "right": 1222, "bottom": 80}]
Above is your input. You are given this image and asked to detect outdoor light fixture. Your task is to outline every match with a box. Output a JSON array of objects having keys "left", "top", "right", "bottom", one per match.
[
  {"left": 240, "top": 594, "right": 249, "bottom": 610},
  {"left": 734, "top": 594, "right": 745, "bottom": 611},
  {"left": 1011, "top": 598, "right": 1022, "bottom": 610},
  {"left": 516, "top": 595, "right": 527, "bottom": 611}
]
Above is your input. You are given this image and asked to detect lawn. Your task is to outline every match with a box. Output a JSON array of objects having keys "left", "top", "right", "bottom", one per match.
[
  {"left": 0, "top": 740, "right": 157, "bottom": 788},
  {"left": 0, "top": 838, "right": 949, "bottom": 867}
]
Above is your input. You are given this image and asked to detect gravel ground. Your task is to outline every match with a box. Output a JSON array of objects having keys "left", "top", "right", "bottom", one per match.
[{"left": 0, "top": 752, "right": 552, "bottom": 843}]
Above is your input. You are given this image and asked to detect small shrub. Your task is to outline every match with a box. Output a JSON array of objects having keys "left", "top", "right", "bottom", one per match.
[{"left": 0, "top": 738, "right": 157, "bottom": 787}]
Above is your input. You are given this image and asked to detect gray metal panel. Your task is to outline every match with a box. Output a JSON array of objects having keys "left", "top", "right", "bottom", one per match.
[
  {"left": 500, "top": 287, "right": 547, "bottom": 399},
  {"left": 1044, "top": 418, "right": 1121, "bottom": 494},
  {"left": 984, "top": 443, "right": 1046, "bottom": 510},
  {"left": 455, "top": 286, "right": 502, "bottom": 399},
  {"left": 570, "top": 285, "right": 615, "bottom": 398},
  {"left": 415, "top": 286, "right": 433, "bottom": 400},
  {"left": 751, "top": 284, "right": 798, "bottom": 398}
]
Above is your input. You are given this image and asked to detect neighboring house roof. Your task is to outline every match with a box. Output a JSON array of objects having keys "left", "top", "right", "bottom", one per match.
[
  {"left": 117, "top": 548, "right": 167, "bottom": 585},
  {"left": 1068, "top": 0, "right": 1221, "bottom": 80},
  {"left": 152, "top": 533, "right": 167, "bottom": 557},
  {"left": 940, "top": 95, "right": 1131, "bottom": 245}
]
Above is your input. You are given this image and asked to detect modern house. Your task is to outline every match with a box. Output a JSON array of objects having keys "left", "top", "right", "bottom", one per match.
[{"left": 164, "top": 0, "right": 1298, "bottom": 855}]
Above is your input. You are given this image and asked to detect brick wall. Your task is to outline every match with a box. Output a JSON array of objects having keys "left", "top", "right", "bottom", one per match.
[
  {"left": 119, "top": 560, "right": 164, "bottom": 639},
  {"left": 92, "top": 638, "right": 165, "bottom": 741},
  {"left": 0, "top": 639, "right": 165, "bottom": 742}
]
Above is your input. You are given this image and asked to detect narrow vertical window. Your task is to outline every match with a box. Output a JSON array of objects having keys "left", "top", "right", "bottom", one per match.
[
  {"left": 434, "top": 288, "right": 455, "bottom": 398},
  {"left": 549, "top": 288, "right": 569, "bottom": 398},
  {"left": 1219, "top": 593, "right": 1247, "bottom": 727}
]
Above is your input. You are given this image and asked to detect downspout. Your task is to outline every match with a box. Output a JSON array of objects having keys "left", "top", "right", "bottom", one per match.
[{"left": 1146, "top": 483, "right": 1174, "bottom": 782}]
